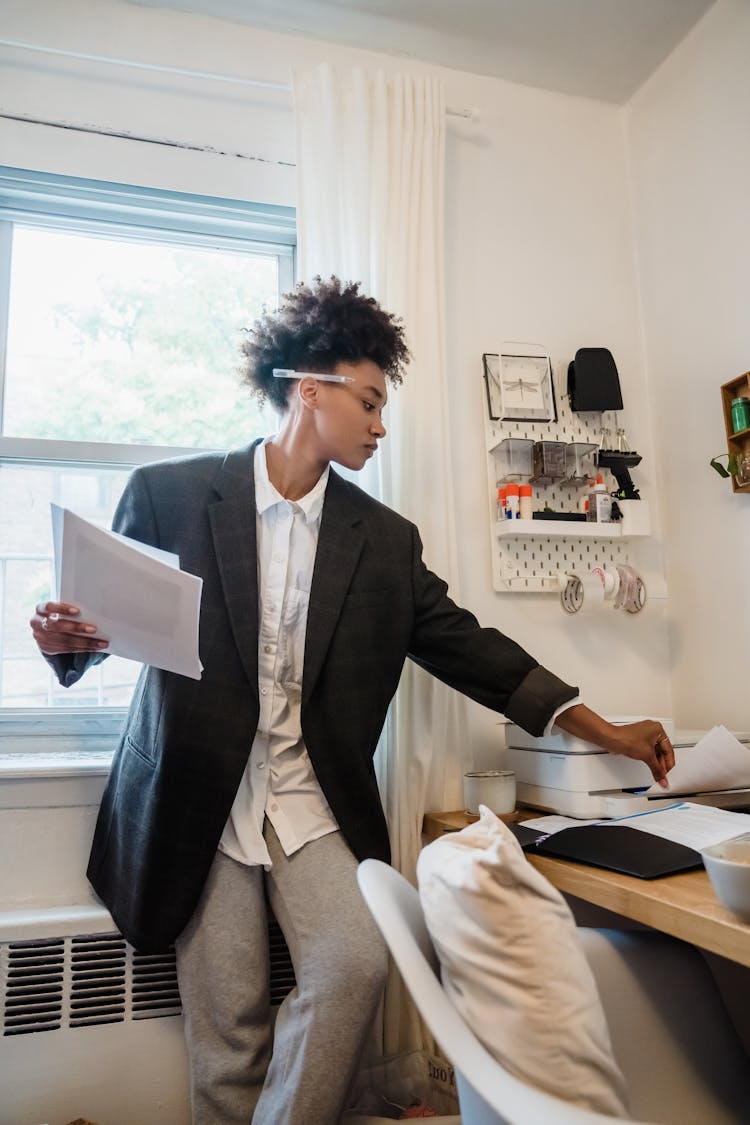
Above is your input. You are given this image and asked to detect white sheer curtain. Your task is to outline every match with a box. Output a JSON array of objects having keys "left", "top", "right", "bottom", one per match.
[{"left": 293, "top": 63, "right": 469, "bottom": 1052}]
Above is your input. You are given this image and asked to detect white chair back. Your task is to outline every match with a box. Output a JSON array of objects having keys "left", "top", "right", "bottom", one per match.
[{"left": 356, "top": 859, "right": 642, "bottom": 1125}]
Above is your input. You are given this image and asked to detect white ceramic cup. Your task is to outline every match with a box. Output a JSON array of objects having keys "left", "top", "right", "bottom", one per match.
[
  {"left": 464, "top": 770, "right": 516, "bottom": 816},
  {"left": 702, "top": 833, "right": 750, "bottom": 921}
]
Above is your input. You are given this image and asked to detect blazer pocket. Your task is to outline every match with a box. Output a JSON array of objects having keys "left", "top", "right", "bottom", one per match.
[
  {"left": 124, "top": 668, "right": 165, "bottom": 768},
  {"left": 343, "top": 589, "right": 390, "bottom": 610},
  {"left": 125, "top": 732, "right": 157, "bottom": 768}
]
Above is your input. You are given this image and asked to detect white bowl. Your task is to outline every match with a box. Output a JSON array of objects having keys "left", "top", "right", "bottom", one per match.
[{"left": 702, "top": 833, "right": 750, "bottom": 922}]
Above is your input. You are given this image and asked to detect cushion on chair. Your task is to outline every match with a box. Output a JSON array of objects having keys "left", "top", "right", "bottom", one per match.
[{"left": 416, "top": 806, "right": 629, "bottom": 1118}]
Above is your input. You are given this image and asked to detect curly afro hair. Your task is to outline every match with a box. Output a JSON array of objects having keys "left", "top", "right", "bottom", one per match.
[{"left": 239, "top": 276, "right": 410, "bottom": 411}]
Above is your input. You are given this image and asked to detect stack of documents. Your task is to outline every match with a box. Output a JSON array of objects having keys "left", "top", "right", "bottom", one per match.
[
  {"left": 523, "top": 802, "right": 750, "bottom": 852},
  {"left": 520, "top": 803, "right": 750, "bottom": 878},
  {"left": 51, "top": 505, "right": 203, "bottom": 680}
]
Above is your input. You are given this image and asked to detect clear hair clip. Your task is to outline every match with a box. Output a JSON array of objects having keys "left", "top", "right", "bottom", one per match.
[{"left": 272, "top": 368, "right": 354, "bottom": 384}]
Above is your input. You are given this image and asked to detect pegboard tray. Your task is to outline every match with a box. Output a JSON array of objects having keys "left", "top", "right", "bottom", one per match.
[{"left": 495, "top": 519, "right": 645, "bottom": 539}]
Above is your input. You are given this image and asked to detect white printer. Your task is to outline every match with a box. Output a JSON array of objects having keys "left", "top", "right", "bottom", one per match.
[{"left": 505, "top": 720, "right": 750, "bottom": 819}]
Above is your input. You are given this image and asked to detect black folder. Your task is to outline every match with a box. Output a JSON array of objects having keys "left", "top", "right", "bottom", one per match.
[{"left": 519, "top": 824, "right": 703, "bottom": 879}]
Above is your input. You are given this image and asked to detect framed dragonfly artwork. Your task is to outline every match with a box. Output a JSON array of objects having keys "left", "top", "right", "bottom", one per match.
[{"left": 482, "top": 347, "right": 557, "bottom": 424}]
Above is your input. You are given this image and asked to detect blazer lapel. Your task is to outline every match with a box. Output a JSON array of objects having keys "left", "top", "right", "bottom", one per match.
[
  {"left": 208, "top": 441, "right": 262, "bottom": 695},
  {"left": 303, "top": 471, "right": 365, "bottom": 708}
]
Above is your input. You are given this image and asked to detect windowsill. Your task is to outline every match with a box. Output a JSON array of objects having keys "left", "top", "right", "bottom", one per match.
[
  {"left": 0, "top": 747, "right": 114, "bottom": 809},
  {"left": 0, "top": 748, "right": 114, "bottom": 780},
  {"left": 0, "top": 708, "right": 125, "bottom": 760}
]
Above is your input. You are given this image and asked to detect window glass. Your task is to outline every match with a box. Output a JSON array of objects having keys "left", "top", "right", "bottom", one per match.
[
  {"left": 0, "top": 462, "right": 134, "bottom": 707},
  {"left": 4, "top": 226, "right": 277, "bottom": 447}
]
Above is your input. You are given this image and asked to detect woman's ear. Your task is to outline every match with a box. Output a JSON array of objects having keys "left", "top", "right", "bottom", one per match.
[{"left": 297, "top": 376, "right": 320, "bottom": 411}]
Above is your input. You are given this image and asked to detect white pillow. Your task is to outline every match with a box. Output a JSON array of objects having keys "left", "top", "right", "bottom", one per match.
[{"left": 416, "top": 806, "right": 628, "bottom": 1117}]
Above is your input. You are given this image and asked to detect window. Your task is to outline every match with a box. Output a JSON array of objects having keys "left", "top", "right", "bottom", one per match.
[{"left": 0, "top": 167, "right": 295, "bottom": 721}]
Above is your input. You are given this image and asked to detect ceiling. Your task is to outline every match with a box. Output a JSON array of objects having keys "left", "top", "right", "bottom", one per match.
[{"left": 129, "top": 0, "right": 715, "bottom": 103}]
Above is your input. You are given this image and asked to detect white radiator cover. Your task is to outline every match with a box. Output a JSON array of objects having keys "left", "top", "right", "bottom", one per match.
[
  {"left": 1, "top": 928, "right": 190, "bottom": 1125},
  {"left": 2, "top": 1014, "right": 190, "bottom": 1125},
  {"left": 0, "top": 918, "right": 296, "bottom": 1124},
  {"left": 0, "top": 752, "right": 296, "bottom": 1123}
]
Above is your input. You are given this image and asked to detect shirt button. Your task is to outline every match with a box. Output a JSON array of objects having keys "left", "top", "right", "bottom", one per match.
[
  {"left": 260, "top": 687, "right": 268, "bottom": 695},
  {"left": 257, "top": 762, "right": 265, "bottom": 770},
  {"left": 271, "top": 803, "right": 279, "bottom": 812},
  {"left": 274, "top": 553, "right": 283, "bottom": 563},
  {"left": 264, "top": 644, "right": 272, "bottom": 654}
]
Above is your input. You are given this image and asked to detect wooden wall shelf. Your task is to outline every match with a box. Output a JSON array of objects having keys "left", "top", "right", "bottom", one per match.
[{"left": 721, "top": 371, "right": 750, "bottom": 494}]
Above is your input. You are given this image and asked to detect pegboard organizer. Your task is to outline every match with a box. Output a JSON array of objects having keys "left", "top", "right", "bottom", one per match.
[
  {"left": 483, "top": 355, "right": 648, "bottom": 593},
  {"left": 493, "top": 527, "right": 633, "bottom": 592}
]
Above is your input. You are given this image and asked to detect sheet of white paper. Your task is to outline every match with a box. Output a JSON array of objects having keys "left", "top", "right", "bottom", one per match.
[
  {"left": 521, "top": 803, "right": 750, "bottom": 850},
  {"left": 51, "top": 503, "right": 64, "bottom": 598},
  {"left": 646, "top": 725, "right": 750, "bottom": 796},
  {"left": 51, "top": 504, "right": 203, "bottom": 680},
  {"left": 104, "top": 527, "right": 180, "bottom": 569},
  {"left": 616, "top": 802, "right": 750, "bottom": 850},
  {"left": 520, "top": 814, "right": 603, "bottom": 833}
]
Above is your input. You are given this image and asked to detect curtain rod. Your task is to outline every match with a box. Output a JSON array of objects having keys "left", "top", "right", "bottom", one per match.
[{"left": 1, "top": 39, "right": 478, "bottom": 121}]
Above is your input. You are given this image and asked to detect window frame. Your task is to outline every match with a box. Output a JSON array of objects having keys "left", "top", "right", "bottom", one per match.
[{"left": 0, "top": 166, "right": 295, "bottom": 743}]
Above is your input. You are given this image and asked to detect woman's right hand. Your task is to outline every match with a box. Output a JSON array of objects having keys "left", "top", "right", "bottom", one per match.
[{"left": 29, "top": 601, "right": 109, "bottom": 656}]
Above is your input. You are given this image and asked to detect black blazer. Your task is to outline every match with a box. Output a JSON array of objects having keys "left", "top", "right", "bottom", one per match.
[{"left": 50, "top": 440, "right": 576, "bottom": 950}]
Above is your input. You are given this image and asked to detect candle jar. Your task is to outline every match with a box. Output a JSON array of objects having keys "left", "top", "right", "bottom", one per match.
[{"left": 463, "top": 770, "right": 516, "bottom": 816}]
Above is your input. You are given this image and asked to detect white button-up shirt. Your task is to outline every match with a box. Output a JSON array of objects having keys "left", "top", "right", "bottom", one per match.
[{"left": 218, "top": 440, "right": 339, "bottom": 869}]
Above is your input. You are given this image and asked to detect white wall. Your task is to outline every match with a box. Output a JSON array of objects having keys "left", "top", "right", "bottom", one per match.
[
  {"left": 444, "top": 79, "right": 671, "bottom": 761},
  {"left": 627, "top": 0, "right": 750, "bottom": 731},
  {"left": 0, "top": 0, "right": 675, "bottom": 766}
]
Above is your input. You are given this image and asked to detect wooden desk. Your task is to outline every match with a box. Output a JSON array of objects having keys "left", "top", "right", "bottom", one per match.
[{"left": 423, "top": 810, "right": 750, "bottom": 970}]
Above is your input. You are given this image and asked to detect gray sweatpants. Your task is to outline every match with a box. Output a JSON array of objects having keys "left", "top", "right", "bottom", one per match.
[{"left": 175, "top": 821, "right": 388, "bottom": 1124}]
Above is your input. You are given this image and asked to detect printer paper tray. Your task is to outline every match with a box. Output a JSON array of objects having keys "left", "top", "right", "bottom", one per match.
[{"left": 517, "top": 781, "right": 750, "bottom": 820}]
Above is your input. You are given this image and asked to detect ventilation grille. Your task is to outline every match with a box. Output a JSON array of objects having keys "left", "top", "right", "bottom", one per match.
[
  {"left": 1, "top": 933, "right": 177, "bottom": 1037},
  {"left": 269, "top": 917, "right": 296, "bottom": 1005},
  {"left": 3, "top": 936, "right": 64, "bottom": 1036},
  {"left": 2, "top": 919, "right": 296, "bottom": 1037},
  {"left": 70, "top": 933, "right": 127, "bottom": 1028}
]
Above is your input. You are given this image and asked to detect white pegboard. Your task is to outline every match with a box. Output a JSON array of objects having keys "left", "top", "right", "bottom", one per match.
[
  {"left": 492, "top": 531, "right": 631, "bottom": 591},
  {"left": 483, "top": 354, "right": 644, "bottom": 592}
]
